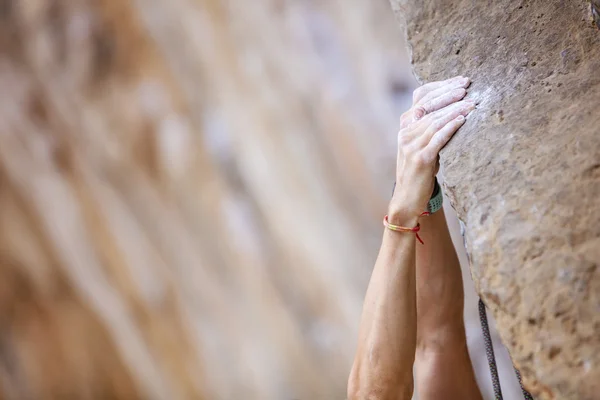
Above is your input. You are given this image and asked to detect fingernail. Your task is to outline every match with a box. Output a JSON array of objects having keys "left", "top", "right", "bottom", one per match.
[
  {"left": 460, "top": 77, "right": 470, "bottom": 84},
  {"left": 456, "top": 115, "right": 465, "bottom": 122}
]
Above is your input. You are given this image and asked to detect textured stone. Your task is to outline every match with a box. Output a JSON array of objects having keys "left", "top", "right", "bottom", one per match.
[{"left": 391, "top": 1, "right": 600, "bottom": 399}]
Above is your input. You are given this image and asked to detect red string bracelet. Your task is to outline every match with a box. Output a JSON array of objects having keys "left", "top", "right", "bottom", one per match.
[{"left": 383, "top": 212, "right": 430, "bottom": 245}]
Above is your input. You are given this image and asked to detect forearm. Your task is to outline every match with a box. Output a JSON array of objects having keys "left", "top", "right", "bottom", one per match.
[
  {"left": 414, "top": 207, "right": 482, "bottom": 400},
  {"left": 348, "top": 212, "right": 419, "bottom": 400},
  {"left": 415, "top": 208, "right": 466, "bottom": 343},
  {"left": 348, "top": 75, "right": 476, "bottom": 399}
]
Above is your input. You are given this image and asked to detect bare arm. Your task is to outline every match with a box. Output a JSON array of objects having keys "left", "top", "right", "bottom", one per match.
[
  {"left": 415, "top": 209, "right": 482, "bottom": 400},
  {"left": 408, "top": 80, "right": 482, "bottom": 400},
  {"left": 416, "top": 209, "right": 466, "bottom": 338},
  {"left": 347, "top": 213, "right": 419, "bottom": 400},
  {"left": 348, "top": 76, "right": 475, "bottom": 400}
]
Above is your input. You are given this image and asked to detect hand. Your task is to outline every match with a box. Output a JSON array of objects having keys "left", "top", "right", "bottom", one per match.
[{"left": 389, "top": 76, "right": 476, "bottom": 224}]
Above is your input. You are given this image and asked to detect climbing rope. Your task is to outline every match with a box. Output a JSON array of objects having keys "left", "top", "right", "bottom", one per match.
[
  {"left": 478, "top": 299, "right": 503, "bottom": 399},
  {"left": 515, "top": 367, "right": 535, "bottom": 400},
  {"left": 478, "top": 299, "right": 535, "bottom": 400}
]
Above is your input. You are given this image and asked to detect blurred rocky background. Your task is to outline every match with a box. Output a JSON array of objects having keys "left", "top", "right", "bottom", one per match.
[{"left": 0, "top": 0, "right": 522, "bottom": 399}]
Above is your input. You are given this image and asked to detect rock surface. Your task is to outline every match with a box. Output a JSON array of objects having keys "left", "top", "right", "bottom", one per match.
[{"left": 391, "top": 1, "right": 600, "bottom": 399}]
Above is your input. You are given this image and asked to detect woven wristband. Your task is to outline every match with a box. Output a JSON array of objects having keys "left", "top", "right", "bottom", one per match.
[{"left": 383, "top": 215, "right": 424, "bottom": 244}]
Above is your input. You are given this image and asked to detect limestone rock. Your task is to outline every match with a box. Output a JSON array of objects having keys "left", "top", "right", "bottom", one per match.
[{"left": 391, "top": 1, "right": 600, "bottom": 398}]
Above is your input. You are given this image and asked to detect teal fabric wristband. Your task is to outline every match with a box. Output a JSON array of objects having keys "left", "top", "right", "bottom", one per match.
[{"left": 427, "top": 179, "right": 443, "bottom": 214}]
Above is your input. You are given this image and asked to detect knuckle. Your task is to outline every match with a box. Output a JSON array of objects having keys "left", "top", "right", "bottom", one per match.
[
  {"left": 399, "top": 114, "right": 408, "bottom": 128},
  {"left": 402, "top": 143, "right": 419, "bottom": 158},
  {"left": 398, "top": 126, "right": 412, "bottom": 136},
  {"left": 411, "top": 121, "right": 426, "bottom": 135},
  {"left": 400, "top": 111, "right": 412, "bottom": 126},
  {"left": 397, "top": 129, "right": 412, "bottom": 146},
  {"left": 412, "top": 87, "right": 424, "bottom": 101},
  {"left": 414, "top": 152, "right": 429, "bottom": 168},
  {"left": 413, "top": 106, "right": 426, "bottom": 120},
  {"left": 418, "top": 114, "right": 432, "bottom": 126},
  {"left": 421, "top": 115, "right": 438, "bottom": 130},
  {"left": 424, "top": 126, "right": 437, "bottom": 139}
]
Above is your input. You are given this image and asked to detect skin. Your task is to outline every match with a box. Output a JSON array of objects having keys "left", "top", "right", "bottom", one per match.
[{"left": 347, "top": 76, "right": 483, "bottom": 400}]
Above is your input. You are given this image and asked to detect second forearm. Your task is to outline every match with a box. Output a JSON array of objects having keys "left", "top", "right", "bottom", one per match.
[
  {"left": 349, "top": 212, "right": 419, "bottom": 399},
  {"left": 416, "top": 209, "right": 466, "bottom": 340},
  {"left": 413, "top": 205, "right": 482, "bottom": 400}
]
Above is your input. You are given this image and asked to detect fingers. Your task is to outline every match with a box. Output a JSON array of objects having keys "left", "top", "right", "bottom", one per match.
[
  {"left": 412, "top": 75, "right": 466, "bottom": 103},
  {"left": 419, "top": 87, "right": 467, "bottom": 115},
  {"left": 416, "top": 99, "right": 475, "bottom": 151},
  {"left": 399, "top": 78, "right": 475, "bottom": 165},
  {"left": 401, "top": 99, "right": 474, "bottom": 150},
  {"left": 409, "top": 76, "right": 470, "bottom": 124},
  {"left": 422, "top": 115, "right": 466, "bottom": 162},
  {"left": 423, "top": 99, "right": 476, "bottom": 129},
  {"left": 416, "top": 76, "right": 470, "bottom": 109}
]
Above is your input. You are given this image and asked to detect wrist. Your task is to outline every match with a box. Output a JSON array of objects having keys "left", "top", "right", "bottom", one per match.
[
  {"left": 389, "top": 187, "right": 424, "bottom": 220},
  {"left": 387, "top": 202, "right": 420, "bottom": 227}
]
